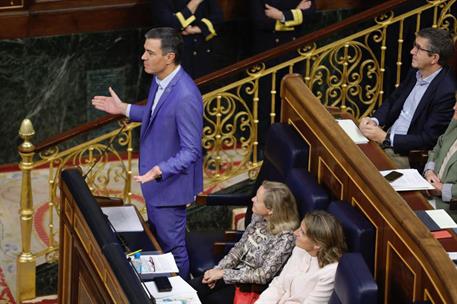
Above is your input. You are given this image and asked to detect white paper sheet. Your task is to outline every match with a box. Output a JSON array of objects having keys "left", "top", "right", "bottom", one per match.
[
  {"left": 141, "top": 252, "right": 179, "bottom": 274},
  {"left": 380, "top": 169, "right": 435, "bottom": 191},
  {"left": 144, "top": 276, "right": 201, "bottom": 304},
  {"left": 425, "top": 209, "right": 457, "bottom": 229},
  {"left": 101, "top": 205, "right": 144, "bottom": 232},
  {"left": 336, "top": 119, "right": 369, "bottom": 144}
]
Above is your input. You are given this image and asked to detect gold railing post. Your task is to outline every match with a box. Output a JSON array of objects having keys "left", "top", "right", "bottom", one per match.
[{"left": 17, "top": 118, "right": 36, "bottom": 301}]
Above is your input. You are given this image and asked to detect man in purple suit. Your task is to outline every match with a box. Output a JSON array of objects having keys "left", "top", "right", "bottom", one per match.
[{"left": 92, "top": 27, "right": 203, "bottom": 279}]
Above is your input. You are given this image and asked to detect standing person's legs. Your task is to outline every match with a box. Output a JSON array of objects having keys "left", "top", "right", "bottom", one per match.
[{"left": 147, "top": 205, "right": 189, "bottom": 279}]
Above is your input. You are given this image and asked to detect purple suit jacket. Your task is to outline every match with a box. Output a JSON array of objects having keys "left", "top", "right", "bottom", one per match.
[{"left": 130, "top": 68, "right": 203, "bottom": 206}]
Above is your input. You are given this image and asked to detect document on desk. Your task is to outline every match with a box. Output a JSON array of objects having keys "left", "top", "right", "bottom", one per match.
[
  {"left": 144, "top": 276, "right": 201, "bottom": 304},
  {"left": 380, "top": 169, "right": 434, "bottom": 191},
  {"left": 101, "top": 205, "right": 143, "bottom": 232},
  {"left": 336, "top": 119, "right": 369, "bottom": 144},
  {"left": 141, "top": 252, "right": 179, "bottom": 274},
  {"left": 415, "top": 209, "right": 457, "bottom": 231}
]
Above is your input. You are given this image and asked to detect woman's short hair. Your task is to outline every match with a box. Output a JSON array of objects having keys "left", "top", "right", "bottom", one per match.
[
  {"left": 302, "top": 210, "right": 347, "bottom": 267},
  {"left": 262, "top": 180, "right": 300, "bottom": 234}
]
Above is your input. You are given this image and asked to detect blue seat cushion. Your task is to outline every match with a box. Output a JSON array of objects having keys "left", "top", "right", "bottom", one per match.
[
  {"left": 187, "top": 231, "right": 225, "bottom": 277},
  {"left": 286, "top": 168, "right": 330, "bottom": 217},
  {"left": 329, "top": 253, "right": 378, "bottom": 304},
  {"left": 328, "top": 200, "right": 375, "bottom": 273},
  {"left": 263, "top": 123, "right": 309, "bottom": 177}
]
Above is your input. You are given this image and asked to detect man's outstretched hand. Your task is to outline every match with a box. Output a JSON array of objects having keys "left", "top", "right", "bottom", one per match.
[{"left": 92, "top": 87, "right": 128, "bottom": 115}]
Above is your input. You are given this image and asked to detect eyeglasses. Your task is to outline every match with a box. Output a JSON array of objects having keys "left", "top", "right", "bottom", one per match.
[{"left": 412, "top": 42, "right": 434, "bottom": 54}]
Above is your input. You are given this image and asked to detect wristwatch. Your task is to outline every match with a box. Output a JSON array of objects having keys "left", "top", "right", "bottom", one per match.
[{"left": 381, "top": 132, "right": 391, "bottom": 149}]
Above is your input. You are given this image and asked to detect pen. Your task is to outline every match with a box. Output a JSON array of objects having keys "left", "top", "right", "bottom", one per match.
[{"left": 127, "top": 249, "right": 142, "bottom": 256}]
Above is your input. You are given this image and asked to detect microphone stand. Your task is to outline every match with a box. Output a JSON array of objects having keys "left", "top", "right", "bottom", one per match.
[{"left": 83, "top": 119, "right": 128, "bottom": 180}]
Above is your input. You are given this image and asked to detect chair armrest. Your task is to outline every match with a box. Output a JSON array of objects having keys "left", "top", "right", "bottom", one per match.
[
  {"left": 94, "top": 195, "right": 123, "bottom": 207},
  {"left": 224, "top": 230, "right": 243, "bottom": 242},
  {"left": 213, "top": 241, "right": 236, "bottom": 260},
  {"left": 196, "top": 193, "right": 252, "bottom": 206},
  {"left": 408, "top": 149, "right": 429, "bottom": 172}
]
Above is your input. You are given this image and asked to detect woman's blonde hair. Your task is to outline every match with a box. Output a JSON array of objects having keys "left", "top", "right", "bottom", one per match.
[
  {"left": 262, "top": 180, "right": 300, "bottom": 234},
  {"left": 302, "top": 210, "right": 347, "bottom": 268}
]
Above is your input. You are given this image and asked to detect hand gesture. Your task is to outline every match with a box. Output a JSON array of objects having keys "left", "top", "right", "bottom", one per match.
[
  {"left": 296, "top": 0, "right": 312, "bottom": 10},
  {"left": 264, "top": 4, "right": 284, "bottom": 21},
  {"left": 133, "top": 165, "right": 162, "bottom": 184},
  {"left": 92, "top": 87, "right": 127, "bottom": 115},
  {"left": 359, "top": 122, "right": 387, "bottom": 143}
]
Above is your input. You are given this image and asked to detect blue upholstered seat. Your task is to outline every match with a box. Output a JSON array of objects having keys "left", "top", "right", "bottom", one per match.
[
  {"left": 327, "top": 200, "right": 376, "bottom": 273},
  {"left": 329, "top": 253, "right": 378, "bottom": 304},
  {"left": 286, "top": 168, "right": 330, "bottom": 218},
  {"left": 187, "top": 123, "right": 309, "bottom": 277}
]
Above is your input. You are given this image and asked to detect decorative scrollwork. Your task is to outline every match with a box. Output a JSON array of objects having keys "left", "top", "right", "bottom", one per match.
[
  {"left": 437, "top": 0, "right": 457, "bottom": 34},
  {"left": 202, "top": 91, "right": 255, "bottom": 181},
  {"left": 297, "top": 43, "right": 317, "bottom": 57},
  {"left": 375, "top": 11, "right": 395, "bottom": 26},
  {"left": 246, "top": 63, "right": 266, "bottom": 77},
  {"left": 308, "top": 40, "right": 381, "bottom": 119}
]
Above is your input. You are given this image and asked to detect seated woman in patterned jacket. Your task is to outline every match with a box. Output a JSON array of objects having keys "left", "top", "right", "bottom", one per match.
[{"left": 189, "top": 180, "right": 300, "bottom": 304}]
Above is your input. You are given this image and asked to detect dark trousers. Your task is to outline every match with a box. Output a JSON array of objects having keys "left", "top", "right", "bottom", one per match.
[
  {"left": 147, "top": 205, "right": 189, "bottom": 279},
  {"left": 189, "top": 275, "right": 235, "bottom": 304}
]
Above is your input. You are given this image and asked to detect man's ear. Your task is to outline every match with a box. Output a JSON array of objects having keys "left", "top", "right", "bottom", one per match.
[
  {"left": 166, "top": 52, "right": 176, "bottom": 64},
  {"left": 431, "top": 53, "right": 440, "bottom": 65}
]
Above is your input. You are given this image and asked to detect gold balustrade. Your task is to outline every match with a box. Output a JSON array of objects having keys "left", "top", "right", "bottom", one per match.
[{"left": 16, "top": 0, "right": 457, "bottom": 301}]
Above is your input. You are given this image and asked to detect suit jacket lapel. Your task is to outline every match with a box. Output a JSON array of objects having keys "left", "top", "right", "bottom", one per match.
[
  {"left": 141, "top": 80, "right": 159, "bottom": 140},
  {"left": 149, "top": 69, "right": 183, "bottom": 125}
]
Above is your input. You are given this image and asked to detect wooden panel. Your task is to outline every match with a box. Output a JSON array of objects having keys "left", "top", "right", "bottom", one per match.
[
  {"left": 0, "top": 0, "right": 153, "bottom": 39},
  {"left": 280, "top": 74, "right": 457, "bottom": 304},
  {"left": 0, "top": 0, "right": 24, "bottom": 10}
]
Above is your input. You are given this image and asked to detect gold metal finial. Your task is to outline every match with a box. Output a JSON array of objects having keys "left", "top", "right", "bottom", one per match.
[
  {"left": 19, "top": 119, "right": 35, "bottom": 152},
  {"left": 19, "top": 119, "right": 35, "bottom": 139}
]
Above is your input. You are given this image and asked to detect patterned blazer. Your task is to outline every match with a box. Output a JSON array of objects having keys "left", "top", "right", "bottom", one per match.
[{"left": 215, "top": 214, "right": 295, "bottom": 284}]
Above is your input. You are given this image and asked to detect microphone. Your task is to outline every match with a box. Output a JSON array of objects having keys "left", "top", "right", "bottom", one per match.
[{"left": 83, "top": 120, "right": 128, "bottom": 180}]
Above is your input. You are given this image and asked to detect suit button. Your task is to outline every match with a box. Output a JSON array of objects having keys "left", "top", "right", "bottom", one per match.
[
  {"left": 193, "top": 38, "right": 198, "bottom": 42},
  {"left": 206, "top": 49, "right": 211, "bottom": 53},
  {"left": 292, "top": 37, "right": 296, "bottom": 40},
  {"left": 275, "top": 38, "right": 279, "bottom": 43},
  {"left": 193, "top": 51, "right": 197, "bottom": 56}
]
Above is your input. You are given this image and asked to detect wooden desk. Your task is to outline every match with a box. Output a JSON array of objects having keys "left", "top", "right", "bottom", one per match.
[
  {"left": 280, "top": 74, "right": 457, "bottom": 304},
  {"left": 58, "top": 168, "right": 159, "bottom": 304}
]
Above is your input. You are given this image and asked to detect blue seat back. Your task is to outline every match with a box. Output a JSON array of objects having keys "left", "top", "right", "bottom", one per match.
[
  {"left": 329, "top": 253, "right": 378, "bottom": 304},
  {"left": 286, "top": 168, "right": 330, "bottom": 218},
  {"left": 327, "top": 200, "right": 375, "bottom": 273},
  {"left": 255, "top": 123, "right": 309, "bottom": 188}
]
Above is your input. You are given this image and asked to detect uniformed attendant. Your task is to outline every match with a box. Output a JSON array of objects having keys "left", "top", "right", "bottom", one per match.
[
  {"left": 249, "top": 0, "right": 315, "bottom": 54},
  {"left": 152, "top": 0, "right": 224, "bottom": 79}
]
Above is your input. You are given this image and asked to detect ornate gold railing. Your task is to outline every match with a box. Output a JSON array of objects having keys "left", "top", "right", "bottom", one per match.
[{"left": 16, "top": 0, "right": 457, "bottom": 301}]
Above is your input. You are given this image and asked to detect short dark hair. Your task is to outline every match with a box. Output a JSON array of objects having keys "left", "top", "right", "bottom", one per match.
[
  {"left": 417, "top": 27, "right": 455, "bottom": 66},
  {"left": 145, "top": 27, "right": 183, "bottom": 64}
]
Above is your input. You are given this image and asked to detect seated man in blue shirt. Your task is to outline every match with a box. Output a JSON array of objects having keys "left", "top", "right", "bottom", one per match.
[{"left": 359, "top": 27, "right": 456, "bottom": 168}]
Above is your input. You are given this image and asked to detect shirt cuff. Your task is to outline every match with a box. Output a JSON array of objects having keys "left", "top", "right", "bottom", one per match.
[
  {"left": 370, "top": 117, "right": 379, "bottom": 126},
  {"left": 126, "top": 104, "right": 131, "bottom": 117},
  {"left": 390, "top": 132, "right": 395, "bottom": 146},
  {"left": 423, "top": 161, "right": 435, "bottom": 174},
  {"left": 442, "top": 183, "right": 452, "bottom": 202}
]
